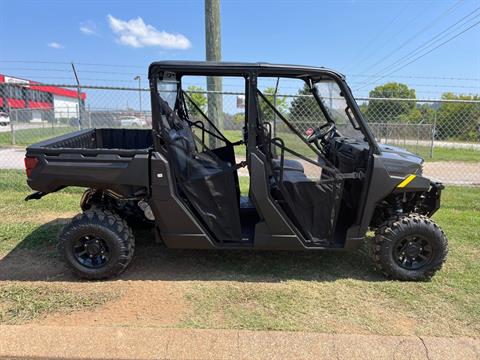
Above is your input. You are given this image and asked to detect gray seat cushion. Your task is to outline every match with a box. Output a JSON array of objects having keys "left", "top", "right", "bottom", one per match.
[{"left": 272, "top": 159, "right": 304, "bottom": 173}]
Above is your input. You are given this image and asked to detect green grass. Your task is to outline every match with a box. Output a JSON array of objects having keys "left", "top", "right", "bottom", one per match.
[
  {"left": 1, "top": 126, "right": 477, "bottom": 162},
  {"left": 0, "top": 126, "right": 77, "bottom": 147},
  {"left": 0, "top": 170, "right": 84, "bottom": 193},
  {"left": 0, "top": 170, "right": 84, "bottom": 254},
  {"left": 403, "top": 145, "right": 480, "bottom": 162},
  {"left": 0, "top": 284, "right": 119, "bottom": 324},
  {"left": 180, "top": 186, "right": 480, "bottom": 337},
  {"left": 224, "top": 129, "right": 480, "bottom": 162},
  {"left": 0, "top": 169, "right": 479, "bottom": 336}
]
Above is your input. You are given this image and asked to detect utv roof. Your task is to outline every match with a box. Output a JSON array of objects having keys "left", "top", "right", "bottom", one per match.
[{"left": 148, "top": 61, "right": 345, "bottom": 80}]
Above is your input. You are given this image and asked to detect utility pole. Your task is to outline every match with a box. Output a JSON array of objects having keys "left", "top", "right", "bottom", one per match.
[{"left": 205, "top": 0, "right": 223, "bottom": 147}]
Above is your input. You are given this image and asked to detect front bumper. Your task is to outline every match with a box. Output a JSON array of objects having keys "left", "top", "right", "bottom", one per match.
[{"left": 420, "top": 181, "right": 444, "bottom": 216}]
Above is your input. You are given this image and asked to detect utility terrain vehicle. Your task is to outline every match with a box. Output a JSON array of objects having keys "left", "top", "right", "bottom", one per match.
[{"left": 25, "top": 61, "right": 447, "bottom": 281}]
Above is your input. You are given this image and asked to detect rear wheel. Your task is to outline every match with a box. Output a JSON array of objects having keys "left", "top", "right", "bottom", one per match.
[
  {"left": 59, "top": 209, "right": 135, "bottom": 280},
  {"left": 373, "top": 213, "right": 448, "bottom": 281}
]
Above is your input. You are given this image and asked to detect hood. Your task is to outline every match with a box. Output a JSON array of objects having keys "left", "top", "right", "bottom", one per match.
[
  {"left": 379, "top": 143, "right": 424, "bottom": 177},
  {"left": 379, "top": 144, "right": 423, "bottom": 163}
]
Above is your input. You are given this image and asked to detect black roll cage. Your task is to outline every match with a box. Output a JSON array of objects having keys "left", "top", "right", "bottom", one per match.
[{"left": 148, "top": 61, "right": 381, "bottom": 155}]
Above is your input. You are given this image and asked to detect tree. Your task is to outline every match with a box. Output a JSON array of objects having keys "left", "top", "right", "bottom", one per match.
[
  {"left": 258, "top": 87, "right": 287, "bottom": 121},
  {"left": 437, "top": 92, "right": 480, "bottom": 141},
  {"left": 232, "top": 112, "right": 245, "bottom": 126},
  {"left": 366, "top": 82, "right": 416, "bottom": 122},
  {"left": 400, "top": 103, "right": 435, "bottom": 124},
  {"left": 185, "top": 85, "right": 207, "bottom": 120},
  {"left": 289, "top": 84, "right": 325, "bottom": 126}
]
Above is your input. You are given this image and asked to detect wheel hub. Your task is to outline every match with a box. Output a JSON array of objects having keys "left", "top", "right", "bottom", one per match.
[
  {"left": 85, "top": 240, "right": 101, "bottom": 256},
  {"left": 405, "top": 242, "right": 421, "bottom": 258},
  {"left": 394, "top": 235, "right": 433, "bottom": 270},
  {"left": 73, "top": 235, "right": 110, "bottom": 268}
]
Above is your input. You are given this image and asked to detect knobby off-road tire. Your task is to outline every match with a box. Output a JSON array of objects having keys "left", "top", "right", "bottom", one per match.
[
  {"left": 373, "top": 213, "right": 448, "bottom": 281},
  {"left": 59, "top": 209, "right": 135, "bottom": 280}
]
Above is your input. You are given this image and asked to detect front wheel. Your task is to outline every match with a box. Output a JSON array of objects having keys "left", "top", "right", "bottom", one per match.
[
  {"left": 59, "top": 209, "right": 135, "bottom": 280},
  {"left": 372, "top": 214, "right": 448, "bottom": 281}
]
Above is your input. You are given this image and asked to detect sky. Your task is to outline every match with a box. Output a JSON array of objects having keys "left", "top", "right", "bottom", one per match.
[{"left": 0, "top": 0, "right": 479, "bottom": 100}]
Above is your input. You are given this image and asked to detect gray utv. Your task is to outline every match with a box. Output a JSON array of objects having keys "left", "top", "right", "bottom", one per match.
[{"left": 25, "top": 61, "right": 447, "bottom": 281}]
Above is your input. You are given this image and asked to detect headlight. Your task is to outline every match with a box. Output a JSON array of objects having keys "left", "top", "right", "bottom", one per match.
[{"left": 416, "top": 164, "right": 424, "bottom": 176}]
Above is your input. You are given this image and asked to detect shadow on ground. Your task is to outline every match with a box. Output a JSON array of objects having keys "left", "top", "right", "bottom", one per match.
[{"left": 0, "top": 220, "right": 383, "bottom": 283}]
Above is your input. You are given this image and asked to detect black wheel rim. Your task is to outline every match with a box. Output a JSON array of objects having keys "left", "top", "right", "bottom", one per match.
[
  {"left": 393, "top": 235, "right": 434, "bottom": 270},
  {"left": 73, "top": 235, "right": 110, "bottom": 269}
]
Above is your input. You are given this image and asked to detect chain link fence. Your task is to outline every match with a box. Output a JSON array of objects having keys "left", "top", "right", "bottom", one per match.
[{"left": 0, "top": 83, "right": 478, "bottom": 187}]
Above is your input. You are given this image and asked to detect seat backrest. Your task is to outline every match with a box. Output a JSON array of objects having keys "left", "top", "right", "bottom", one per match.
[
  {"left": 156, "top": 94, "right": 198, "bottom": 177},
  {"left": 167, "top": 129, "right": 190, "bottom": 176}
]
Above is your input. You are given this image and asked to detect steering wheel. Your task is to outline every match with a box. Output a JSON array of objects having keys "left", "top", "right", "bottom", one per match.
[{"left": 306, "top": 122, "right": 336, "bottom": 151}]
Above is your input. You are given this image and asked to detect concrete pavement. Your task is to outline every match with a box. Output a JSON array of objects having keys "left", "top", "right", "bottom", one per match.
[
  {"left": 0, "top": 325, "right": 478, "bottom": 359},
  {"left": 0, "top": 148, "right": 25, "bottom": 169},
  {"left": 378, "top": 139, "right": 480, "bottom": 150}
]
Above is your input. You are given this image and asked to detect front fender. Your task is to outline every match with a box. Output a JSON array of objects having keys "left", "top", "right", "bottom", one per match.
[{"left": 392, "top": 174, "right": 431, "bottom": 193}]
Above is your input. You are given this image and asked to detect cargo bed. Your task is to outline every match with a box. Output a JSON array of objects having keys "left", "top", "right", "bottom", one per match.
[{"left": 26, "top": 128, "right": 153, "bottom": 196}]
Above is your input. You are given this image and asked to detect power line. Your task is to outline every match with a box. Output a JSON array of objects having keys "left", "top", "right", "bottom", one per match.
[
  {"left": 2, "top": 74, "right": 140, "bottom": 83},
  {"left": 347, "top": 73, "right": 480, "bottom": 81},
  {"left": 0, "top": 67, "right": 142, "bottom": 76},
  {"left": 0, "top": 60, "right": 144, "bottom": 69},
  {"left": 2, "top": 61, "right": 478, "bottom": 82},
  {"left": 355, "top": 18, "right": 480, "bottom": 92},
  {"left": 0, "top": 60, "right": 71, "bottom": 65},
  {"left": 342, "top": 1, "right": 412, "bottom": 72},
  {"left": 357, "top": 0, "right": 463, "bottom": 74},
  {"left": 75, "top": 62, "right": 144, "bottom": 69},
  {"left": 349, "top": 82, "right": 480, "bottom": 89},
  {"left": 361, "top": 6, "right": 480, "bottom": 84}
]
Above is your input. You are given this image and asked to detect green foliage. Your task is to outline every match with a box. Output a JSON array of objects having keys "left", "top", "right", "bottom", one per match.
[
  {"left": 437, "top": 93, "right": 480, "bottom": 141},
  {"left": 358, "top": 102, "right": 369, "bottom": 115},
  {"left": 366, "top": 82, "right": 416, "bottom": 122},
  {"left": 185, "top": 85, "right": 207, "bottom": 120},
  {"left": 232, "top": 112, "right": 245, "bottom": 126},
  {"left": 289, "top": 84, "right": 326, "bottom": 126},
  {"left": 258, "top": 87, "right": 287, "bottom": 121}
]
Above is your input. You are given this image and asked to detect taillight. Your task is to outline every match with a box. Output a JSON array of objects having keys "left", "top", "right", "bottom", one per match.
[{"left": 24, "top": 157, "right": 39, "bottom": 177}]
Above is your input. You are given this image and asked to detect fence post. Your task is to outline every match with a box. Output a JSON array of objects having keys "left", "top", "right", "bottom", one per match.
[
  {"left": 76, "top": 104, "right": 80, "bottom": 130},
  {"left": 71, "top": 63, "right": 83, "bottom": 130},
  {"left": 416, "top": 121, "right": 421, "bottom": 153},
  {"left": 271, "top": 77, "right": 280, "bottom": 157},
  {"left": 88, "top": 104, "right": 92, "bottom": 128},
  {"left": 272, "top": 93, "right": 277, "bottom": 156},
  {"left": 430, "top": 111, "right": 437, "bottom": 159},
  {"left": 10, "top": 110, "right": 16, "bottom": 146}
]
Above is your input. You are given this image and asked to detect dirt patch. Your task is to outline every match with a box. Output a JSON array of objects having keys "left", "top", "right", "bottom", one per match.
[
  {"left": 37, "top": 281, "right": 187, "bottom": 327},
  {"left": 423, "top": 161, "right": 480, "bottom": 184},
  {"left": 1, "top": 244, "right": 189, "bottom": 328},
  {"left": 0, "top": 211, "right": 76, "bottom": 226},
  {"left": 31, "top": 212, "right": 76, "bottom": 225},
  {"left": 0, "top": 249, "right": 67, "bottom": 281}
]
